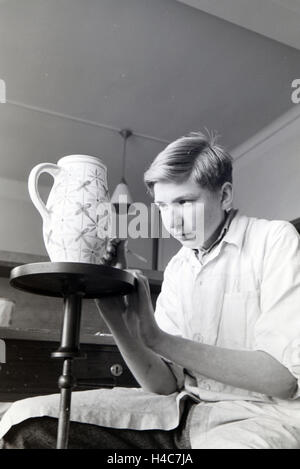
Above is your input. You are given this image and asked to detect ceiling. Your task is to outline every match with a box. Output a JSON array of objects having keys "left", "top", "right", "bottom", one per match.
[
  {"left": 0, "top": 0, "right": 299, "bottom": 203},
  {"left": 178, "top": 0, "right": 300, "bottom": 50}
]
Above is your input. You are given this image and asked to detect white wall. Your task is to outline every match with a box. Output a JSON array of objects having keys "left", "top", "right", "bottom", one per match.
[
  {"left": 232, "top": 105, "right": 300, "bottom": 221},
  {"left": 0, "top": 177, "right": 47, "bottom": 255}
]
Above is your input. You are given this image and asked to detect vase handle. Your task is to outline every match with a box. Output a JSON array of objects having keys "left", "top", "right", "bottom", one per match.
[{"left": 28, "top": 163, "right": 61, "bottom": 221}]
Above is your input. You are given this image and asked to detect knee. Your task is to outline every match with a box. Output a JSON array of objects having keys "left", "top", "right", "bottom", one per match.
[{"left": 1, "top": 417, "right": 58, "bottom": 449}]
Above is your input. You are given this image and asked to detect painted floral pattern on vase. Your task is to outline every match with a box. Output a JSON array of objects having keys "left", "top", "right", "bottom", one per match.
[{"left": 28, "top": 155, "right": 111, "bottom": 264}]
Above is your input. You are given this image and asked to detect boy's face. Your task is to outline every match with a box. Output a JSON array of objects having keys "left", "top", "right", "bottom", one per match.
[{"left": 153, "top": 177, "right": 225, "bottom": 249}]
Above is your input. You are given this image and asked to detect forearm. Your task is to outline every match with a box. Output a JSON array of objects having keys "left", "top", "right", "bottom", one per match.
[
  {"left": 101, "top": 314, "right": 178, "bottom": 395},
  {"left": 151, "top": 331, "right": 297, "bottom": 399}
]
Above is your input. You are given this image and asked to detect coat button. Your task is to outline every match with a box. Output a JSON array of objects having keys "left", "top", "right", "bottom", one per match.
[{"left": 193, "top": 333, "right": 203, "bottom": 342}]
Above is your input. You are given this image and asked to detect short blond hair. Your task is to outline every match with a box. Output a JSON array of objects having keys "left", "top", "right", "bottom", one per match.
[{"left": 144, "top": 131, "right": 233, "bottom": 196}]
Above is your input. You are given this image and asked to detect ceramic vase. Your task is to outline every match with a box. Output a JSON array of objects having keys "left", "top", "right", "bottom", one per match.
[{"left": 28, "top": 155, "right": 111, "bottom": 263}]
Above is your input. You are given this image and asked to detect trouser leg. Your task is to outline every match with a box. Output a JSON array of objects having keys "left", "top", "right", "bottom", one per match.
[{"left": 0, "top": 417, "right": 179, "bottom": 449}]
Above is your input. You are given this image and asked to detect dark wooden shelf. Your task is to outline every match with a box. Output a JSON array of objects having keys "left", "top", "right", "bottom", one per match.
[{"left": 0, "top": 327, "right": 138, "bottom": 401}]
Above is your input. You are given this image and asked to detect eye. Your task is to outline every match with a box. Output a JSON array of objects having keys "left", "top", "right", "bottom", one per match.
[{"left": 179, "top": 200, "right": 193, "bottom": 206}]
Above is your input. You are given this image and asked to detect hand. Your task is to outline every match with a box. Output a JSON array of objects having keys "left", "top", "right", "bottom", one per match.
[
  {"left": 95, "top": 269, "right": 151, "bottom": 342},
  {"left": 95, "top": 239, "right": 148, "bottom": 329},
  {"left": 95, "top": 239, "right": 162, "bottom": 346},
  {"left": 95, "top": 238, "right": 129, "bottom": 321},
  {"left": 124, "top": 271, "right": 162, "bottom": 347},
  {"left": 100, "top": 237, "right": 128, "bottom": 269}
]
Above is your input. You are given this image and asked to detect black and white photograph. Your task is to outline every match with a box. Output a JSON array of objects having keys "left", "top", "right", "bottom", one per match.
[{"left": 0, "top": 0, "right": 300, "bottom": 452}]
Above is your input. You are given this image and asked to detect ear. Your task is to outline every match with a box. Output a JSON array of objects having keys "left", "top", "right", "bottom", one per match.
[{"left": 220, "top": 182, "right": 233, "bottom": 212}]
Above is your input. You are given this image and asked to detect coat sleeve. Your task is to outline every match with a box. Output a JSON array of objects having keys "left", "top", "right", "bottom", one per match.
[{"left": 254, "top": 221, "right": 300, "bottom": 399}]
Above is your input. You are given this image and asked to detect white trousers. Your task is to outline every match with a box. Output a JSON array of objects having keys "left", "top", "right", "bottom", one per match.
[{"left": 189, "top": 400, "right": 300, "bottom": 449}]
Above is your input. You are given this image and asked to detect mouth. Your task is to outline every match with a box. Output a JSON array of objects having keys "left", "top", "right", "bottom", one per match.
[{"left": 173, "top": 232, "right": 196, "bottom": 241}]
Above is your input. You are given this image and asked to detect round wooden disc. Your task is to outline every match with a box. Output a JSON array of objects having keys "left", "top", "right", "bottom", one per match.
[{"left": 10, "top": 262, "right": 136, "bottom": 299}]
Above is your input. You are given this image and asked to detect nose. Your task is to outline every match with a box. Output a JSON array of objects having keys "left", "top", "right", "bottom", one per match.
[{"left": 169, "top": 205, "right": 184, "bottom": 233}]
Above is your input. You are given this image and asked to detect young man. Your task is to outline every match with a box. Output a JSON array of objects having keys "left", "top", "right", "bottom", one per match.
[{"left": 1, "top": 132, "right": 300, "bottom": 449}]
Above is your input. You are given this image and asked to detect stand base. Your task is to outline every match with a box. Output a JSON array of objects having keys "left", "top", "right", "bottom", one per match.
[{"left": 9, "top": 262, "right": 136, "bottom": 449}]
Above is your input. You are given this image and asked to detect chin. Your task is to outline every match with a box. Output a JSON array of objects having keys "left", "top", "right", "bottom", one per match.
[{"left": 173, "top": 234, "right": 202, "bottom": 249}]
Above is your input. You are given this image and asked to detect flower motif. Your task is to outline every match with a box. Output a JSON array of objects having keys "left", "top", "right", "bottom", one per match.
[
  {"left": 73, "top": 227, "right": 90, "bottom": 242},
  {"left": 75, "top": 180, "right": 92, "bottom": 193},
  {"left": 85, "top": 219, "right": 98, "bottom": 234},
  {"left": 50, "top": 186, "right": 78, "bottom": 207},
  {"left": 87, "top": 168, "right": 106, "bottom": 188},
  {"left": 97, "top": 211, "right": 111, "bottom": 238},
  {"left": 74, "top": 202, "right": 95, "bottom": 223},
  {"left": 86, "top": 192, "right": 109, "bottom": 209},
  {"left": 81, "top": 237, "right": 105, "bottom": 263}
]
